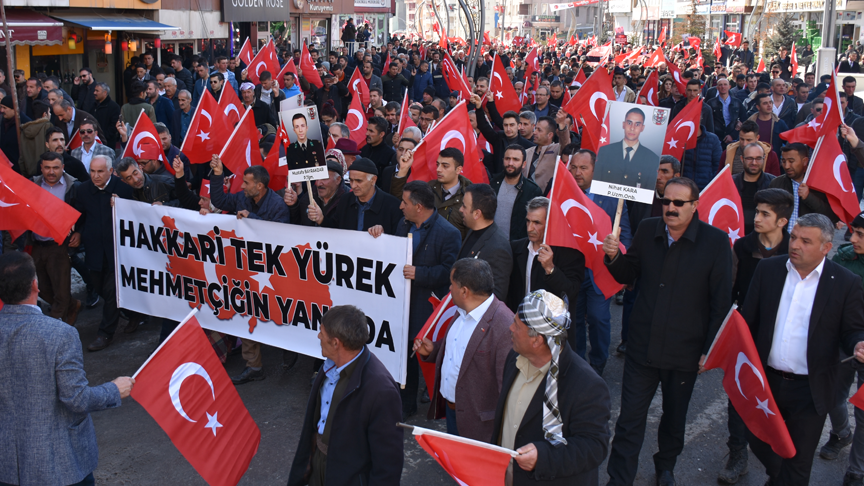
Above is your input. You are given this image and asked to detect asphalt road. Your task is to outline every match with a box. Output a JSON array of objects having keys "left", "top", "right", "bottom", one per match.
[{"left": 68, "top": 229, "right": 855, "bottom": 485}]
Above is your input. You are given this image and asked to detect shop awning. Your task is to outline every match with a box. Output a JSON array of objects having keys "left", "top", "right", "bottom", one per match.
[
  {"left": 0, "top": 10, "right": 63, "bottom": 46},
  {"left": 51, "top": 13, "right": 178, "bottom": 32}
]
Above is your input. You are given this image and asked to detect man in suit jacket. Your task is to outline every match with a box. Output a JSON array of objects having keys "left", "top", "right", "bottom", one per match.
[
  {"left": 0, "top": 252, "right": 134, "bottom": 486},
  {"left": 457, "top": 184, "right": 513, "bottom": 300},
  {"left": 740, "top": 213, "right": 864, "bottom": 485},
  {"left": 51, "top": 99, "right": 104, "bottom": 144},
  {"left": 415, "top": 259, "right": 513, "bottom": 441},
  {"left": 287, "top": 306, "right": 403, "bottom": 486},
  {"left": 492, "top": 290, "right": 611, "bottom": 485},
  {"left": 506, "top": 196, "right": 585, "bottom": 312},
  {"left": 602, "top": 177, "right": 733, "bottom": 486},
  {"left": 595, "top": 107, "right": 661, "bottom": 192}
]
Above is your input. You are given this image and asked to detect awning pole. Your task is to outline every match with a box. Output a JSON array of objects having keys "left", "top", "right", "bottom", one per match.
[{"left": 0, "top": 0, "right": 21, "bottom": 144}]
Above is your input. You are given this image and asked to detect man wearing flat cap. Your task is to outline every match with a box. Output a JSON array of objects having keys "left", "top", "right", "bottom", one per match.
[
  {"left": 492, "top": 290, "right": 611, "bottom": 486},
  {"left": 309, "top": 157, "right": 402, "bottom": 235}
]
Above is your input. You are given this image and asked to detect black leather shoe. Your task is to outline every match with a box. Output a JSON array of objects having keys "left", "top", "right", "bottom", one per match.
[
  {"left": 615, "top": 290, "right": 624, "bottom": 305},
  {"left": 232, "top": 367, "right": 265, "bottom": 384},
  {"left": 86, "top": 292, "right": 100, "bottom": 308},
  {"left": 844, "top": 472, "right": 864, "bottom": 486},
  {"left": 124, "top": 317, "right": 145, "bottom": 334},
  {"left": 420, "top": 389, "right": 431, "bottom": 404},
  {"left": 282, "top": 350, "right": 298, "bottom": 371},
  {"left": 616, "top": 342, "right": 627, "bottom": 355},
  {"left": 656, "top": 470, "right": 676, "bottom": 486},
  {"left": 88, "top": 335, "right": 113, "bottom": 352}
]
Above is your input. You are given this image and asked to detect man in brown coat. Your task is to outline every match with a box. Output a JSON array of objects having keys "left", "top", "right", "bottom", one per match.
[{"left": 414, "top": 258, "right": 514, "bottom": 441}]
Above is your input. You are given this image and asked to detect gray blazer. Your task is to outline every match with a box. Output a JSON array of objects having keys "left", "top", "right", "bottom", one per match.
[{"left": 0, "top": 305, "right": 122, "bottom": 486}]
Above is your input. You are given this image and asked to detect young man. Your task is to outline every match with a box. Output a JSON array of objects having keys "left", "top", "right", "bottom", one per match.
[
  {"left": 769, "top": 142, "right": 838, "bottom": 229},
  {"left": 747, "top": 93, "right": 788, "bottom": 157},
  {"left": 489, "top": 144, "right": 542, "bottom": 241}
]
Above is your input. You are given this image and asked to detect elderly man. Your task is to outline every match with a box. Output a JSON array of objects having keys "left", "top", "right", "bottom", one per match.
[
  {"left": 71, "top": 120, "right": 115, "bottom": 171},
  {"left": 0, "top": 252, "right": 134, "bottom": 486},
  {"left": 240, "top": 82, "right": 275, "bottom": 127},
  {"left": 52, "top": 99, "right": 102, "bottom": 143},
  {"left": 287, "top": 305, "right": 403, "bottom": 486},
  {"left": 492, "top": 290, "right": 611, "bottom": 485},
  {"left": 284, "top": 160, "right": 348, "bottom": 226},
  {"left": 171, "top": 90, "right": 194, "bottom": 146},
  {"left": 415, "top": 258, "right": 513, "bottom": 439},
  {"left": 92, "top": 83, "right": 120, "bottom": 150},
  {"left": 162, "top": 77, "right": 179, "bottom": 109}
]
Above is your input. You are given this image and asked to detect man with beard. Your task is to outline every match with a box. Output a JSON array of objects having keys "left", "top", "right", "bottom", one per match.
[
  {"left": 733, "top": 143, "right": 777, "bottom": 235},
  {"left": 473, "top": 94, "right": 536, "bottom": 175},
  {"left": 490, "top": 144, "right": 542, "bottom": 241}
]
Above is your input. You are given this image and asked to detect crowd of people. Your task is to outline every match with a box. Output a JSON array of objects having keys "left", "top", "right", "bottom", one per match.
[{"left": 5, "top": 27, "right": 864, "bottom": 486}]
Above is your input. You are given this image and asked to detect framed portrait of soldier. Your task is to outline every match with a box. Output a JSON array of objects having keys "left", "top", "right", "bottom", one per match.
[
  {"left": 591, "top": 101, "right": 670, "bottom": 204},
  {"left": 279, "top": 105, "right": 326, "bottom": 172}
]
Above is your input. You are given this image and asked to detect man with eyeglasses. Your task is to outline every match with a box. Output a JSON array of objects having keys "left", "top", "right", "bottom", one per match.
[
  {"left": 732, "top": 143, "right": 777, "bottom": 235},
  {"left": 70, "top": 121, "right": 115, "bottom": 171},
  {"left": 602, "top": 176, "right": 733, "bottom": 486}
]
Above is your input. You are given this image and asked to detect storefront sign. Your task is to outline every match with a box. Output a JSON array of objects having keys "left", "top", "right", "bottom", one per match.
[
  {"left": 766, "top": 0, "right": 845, "bottom": 11},
  {"left": 221, "top": 0, "right": 290, "bottom": 23},
  {"left": 355, "top": 0, "right": 387, "bottom": 7},
  {"left": 531, "top": 15, "right": 561, "bottom": 22},
  {"left": 726, "top": 0, "right": 747, "bottom": 12},
  {"left": 675, "top": 0, "right": 694, "bottom": 14},
  {"left": 661, "top": 0, "right": 676, "bottom": 17},
  {"left": 608, "top": 0, "right": 631, "bottom": 13},
  {"left": 710, "top": 0, "right": 727, "bottom": 12}
]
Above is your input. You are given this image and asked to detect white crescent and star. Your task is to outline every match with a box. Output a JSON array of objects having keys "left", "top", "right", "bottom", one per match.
[
  {"left": 224, "top": 104, "right": 240, "bottom": 120},
  {"left": 132, "top": 131, "right": 160, "bottom": 158},
  {"left": 589, "top": 92, "right": 608, "bottom": 121},
  {"left": 169, "top": 362, "right": 222, "bottom": 436},
  {"left": 834, "top": 154, "right": 850, "bottom": 192},
  {"left": 734, "top": 352, "right": 764, "bottom": 399},
  {"left": 255, "top": 62, "right": 266, "bottom": 77},
  {"left": 561, "top": 198, "right": 594, "bottom": 239},
  {"left": 0, "top": 198, "right": 17, "bottom": 207},
  {"left": 347, "top": 109, "right": 364, "bottom": 131},
  {"left": 675, "top": 120, "right": 696, "bottom": 141},
  {"left": 433, "top": 306, "right": 459, "bottom": 341},
  {"left": 647, "top": 88, "right": 656, "bottom": 106},
  {"left": 440, "top": 130, "right": 466, "bottom": 151},
  {"left": 709, "top": 198, "right": 742, "bottom": 243},
  {"left": 197, "top": 110, "right": 213, "bottom": 142}
]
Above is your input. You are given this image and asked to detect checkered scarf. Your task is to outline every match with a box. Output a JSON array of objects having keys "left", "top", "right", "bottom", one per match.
[{"left": 518, "top": 290, "right": 571, "bottom": 446}]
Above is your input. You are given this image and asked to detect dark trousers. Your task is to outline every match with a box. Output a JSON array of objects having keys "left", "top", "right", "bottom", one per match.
[
  {"left": 69, "top": 248, "right": 93, "bottom": 293},
  {"left": 571, "top": 276, "right": 612, "bottom": 368},
  {"left": 607, "top": 357, "right": 698, "bottom": 485},
  {"left": 160, "top": 319, "right": 180, "bottom": 343},
  {"left": 32, "top": 240, "right": 75, "bottom": 320},
  {"left": 747, "top": 372, "right": 827, "bottom": 486},
  {"left": 445, "top": 405, "right": 459, "bottom": 435},
  {"left": 726, "top": 398, "right": 748, "bottom": 451},
  {"left": 620, "top": 281, "right": 639, "bottom": 343},
  {"left": 400, "top": 337, "right": 420, "bottom": 414},
  {"left": 90, "top": 257, "right": 121, "bottom": 338},
  {"left": 2, "top": 472, "right": 94, "bottom": 486}
]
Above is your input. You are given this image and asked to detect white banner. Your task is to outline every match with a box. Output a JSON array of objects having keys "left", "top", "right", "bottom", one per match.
[
  {"left": 113, "top": 199, "right": 412, "bottom": 384},
  {"left": 549, "top": 0, "right": 599, "bottom": 11}
]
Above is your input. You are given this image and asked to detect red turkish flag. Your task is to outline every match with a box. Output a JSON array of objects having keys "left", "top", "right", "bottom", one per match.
[
  {"left": 781, "top": 71, "right": 842, "bottom": 147},
  {"left": 850, "top": 378, "right": 864, "bottom": 411},
  {"left": 441, "top": 52, "right": 471, "bottom": 101},
  {"left": 663, "top": 98, "right": 702, "bottom": 161},
  {"left": 724, "top": 30, "right": 742, "bottom": 48},
  {"left": 218, "top": 83, "right": 244, "bottom": 127},
  {"left": 262, "top": 138, "right": 287, "bottom": 192},
  {"left": 122, "top": 110, "right": 171, "bottom": 172},
  {"left": 0, "top": 154, "right": 81, "bottom": 243},
  {"left": 398, "top": 89, "right": 417, "bottom": 137},
  {"left": 637, "top": 70, "right": 660, "bottom": 106},
  {"left": 666, "top": 60, "right": 688, "bottom": 96},
  {"left": 569, "top": 35, "right": 577, "bottom": 46},
  {"left": 791, "top": 43, "right": 799, "bottom": 78},
  {"left": 219, "top": 108, "right": 261, "bottom": 181},
  {"left": 65, "top": 130, "right": 102, "bottom": 151},
  {"left": 416, "top": 293, "right": 458, "bottom": 397},
  {"left": 524, "top": 46, "right": 540, "bottom": 75},
  {"left": 698, "top": 166, "right": 744, "bottom": 247},
  {"left": 346, "top": 92, "right": 368, "bottom": 149},
  {"left": 410, "top": 100, "right": 487, "bottom": 183},
  {"left": 644, "top": 46, "right": 665, "bottom": 68},
  {"left": 237, "top": 37, "right": 253, "bottom": 67},
  {"left": 181, "top": 90, "right": 232, "bottom": 164},
  {"left": 713, "top": 36, "right": 723, "bottom": 60},
  {"left": 563, "top": 67, "right": 614, "bottom": 129},
  {"left": 703, "top": 308, "right": 796, "bottom": 459},
  {"left": 490, "top": 53, "right": 521, "bottom": 115},
  {"left": 300, "top": 42, "right": 323, "bottom": 89},
  {"left": 687, "top": 36, "right": 701, "bottom": 51},
  {"left": 347, "top": 67, "right": 371, "bottom": 108},
  {"left": 545, "top": 161, "right": 622, "bottom": 298},
  {"left": 413, "top": 426, "right": 513, "bottom": 485},
  {"left": 657, "top": 26, "right": 667, "bottom": 45},
  {"left": 245, "top": 40, "right": 280, "bottom": 85},
  {"left": 132, "top": 311, "right": 261, "bottom": 486},
  {"left": 805, "top": 134, "right": 861, "bottom": 225},
  {"left": 276, "top": 58, "right": 298, "bottom": 90},
  {"left": 572, "top": 67, "right": 587, "bottom": 87},
  {"left": 756, "top": 57, "right": 765, "bottom": 73},
  {"left": 382, "top": 52, "right": 391, "bottom": 74}
]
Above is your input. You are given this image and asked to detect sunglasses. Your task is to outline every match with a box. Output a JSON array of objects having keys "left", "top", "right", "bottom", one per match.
[
  {"left": 79, "top": 129, "right": 94, "bottom": 134},
  {"left": 210, "top": 80, "right": 220, "bottom": 84},
  {"left": 659, "top": 198, "right": 695, "bottom": 207}
]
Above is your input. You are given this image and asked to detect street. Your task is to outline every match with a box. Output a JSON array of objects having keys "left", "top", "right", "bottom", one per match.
[{"left": 71, "top": 230, "right": 855, "bottom": 485}]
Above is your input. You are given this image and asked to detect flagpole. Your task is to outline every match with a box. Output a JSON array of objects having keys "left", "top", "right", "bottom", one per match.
[
  {"left": 702, "top": 304, "right": 737, "bottom": 366},
  {"left": 802, "top": 135, "right": 825, "bottom": 183},
  {"left": 133, "top": 308, "right": 200, "bottom": 379},
  {"left": 399, "top": 423, "right": 521, "bottom": 457},
  {"left": 699, "top": 164, "right": 730, "bottom": 196},
  {"left": 542, "top": 157, "right": 560, "bottom": 244},
  {"left": 411, "top": 293, "right": 453, "bottom": 359}
]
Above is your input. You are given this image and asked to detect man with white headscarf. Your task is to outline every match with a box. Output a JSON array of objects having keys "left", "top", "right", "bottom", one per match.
[{"left": 492, "top": 290, "right": 611, "bottom": 486}]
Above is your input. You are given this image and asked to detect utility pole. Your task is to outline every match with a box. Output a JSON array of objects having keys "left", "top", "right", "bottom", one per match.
[
  {"left": 817, "top": 0, "right": 838, "bottom": 78},
  {"left": 0, "top": 0, "right": 20, "bottom": 143}
]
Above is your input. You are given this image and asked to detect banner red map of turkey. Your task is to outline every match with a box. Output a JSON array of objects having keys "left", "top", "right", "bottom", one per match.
[{"left": 113, "top": 199, "right": 412, "bottom": 383}]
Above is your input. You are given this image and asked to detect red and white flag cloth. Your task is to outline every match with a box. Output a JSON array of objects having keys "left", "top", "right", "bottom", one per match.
[
  {"left": 723, "top": 30, "right": 742, "bottom": 48},
  {"left": 412, "top": 425, "right": 516, "bottom": 486},
  {"left": 132, "top": 310, "right": 261, "bottom": 486},
  {"left": 702, "top": 307, "right": 796, "bottom": 459},
  {"left": 572, "top": 67, "right": 586, "bottom": 87},
  {"left": 781, "top": 71, "right": 842, "bottom": 147},
  {"left": 662, "top": 98, "right": 702, "bottom": 161},
  {"left": 66, "top": 131, "right": 102, "bottom": 151},
  {"left": 245, "top": 39, "right": 280, "bottom": 86},
  {"left": 666, "top": 59, "right": 688, "bottom": 96},
  {"left": 181, "top": 90, "right": 232, "bottom": 164},
  {"left": 524, "top": 46, "right": 540, "bottom": 76},
  {"left": 804, "top": 134, "right": 861, "bottom": 225},
  {"left": 756, "top": 57, "right": 765, "bottom": 73},
  {"left": 218, "top": 83, "right": 244, "bottom": 127},
  {"left": 121, "top": 110, "right": 170, "bottom": 172},
  {"left": 441, "top": 51, "right": 472, "bottom": 101},
  {"left": 300, "top": 42, "right": 323, "bottom": 88},
  {"left": 563, "top": 67, "right": 614, "bottom": 129},
  {"left": 409, "top": 100, "right": 487, "bottom": 183},
  {"left": 347, "top": 66, "right": 371, "bottom": 108},
  {"left": 687, "top": 36, "right": 701, "bottom": 51},
  {"left": 545, "top": 160, "right": 624, "bottom": 298},
  {"left": 657, "top": 26, "right": 667, "bottom": 45},
  {"left": 713, "top": 36, "right": 723, "bottom": 60},
  {"left": 416, "top": 293, "right": 458, "bottom": 396},
  {"left": 398, "top": 89, "right": 417, "bottom": 137},
  {"left": 346, "top": 92, "right": 368, "bottom": 149},
  {"left": 490, "top": 53, "right": 522, "bottom": 115},
  {"left": 791, "top": 43, "right": 799, "bottom": 77},
  {"left": 219, "top": 108, "right": 261, "bottom": 188},
  {"left": 0, "top": 153, "right": 80, "bottom": 242},
  {"left": 276, "top": 58, "right": 298, "bottom": 90},
  {"left": 237, "top": 37, "right": 253, "bottom": 67},
  {"left": 262, "top": 136, "right": 287, "bottom": 191},
  {"left": 382, "top": 52, "right": 391, "bottom": 74},
  {"left": 637, "top": 69, "right": 660, "bottom": 106},
  {"left": 698, "top": 165, "right": 744, "bottom": 247},
  {"left": 644, "top": 46, "right": 665, "bottom": 68}
]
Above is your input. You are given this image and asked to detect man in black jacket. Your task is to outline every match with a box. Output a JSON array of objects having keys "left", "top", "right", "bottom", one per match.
[
  {"left": 740, "top": 213, "right": 864, "bottom": 485},
  {"left": 253, "top": 71, "right": 286, "bottom": 124},
  {"left": 170, "top": 55, "right": 194, "bottom": 92},
  {"left": 506, "top": 196, "right": 584, "bottom": 312},
  {"left": 92, "top": 83, "right": 120, "bottom": 150},
  {"left": 707, "top": 78, "right": 745, "bottom": 146},
  {"left": 71, "top": 68, "right": 97, "bottom": 114},
  {"left": 473, "top": 94, "right": 536, "bottom": 175},
  {"left": 287, "top": 305, "right": 403, "bottom": 486},
  {"left": 602, "top": 177, "right": 733, "bottom": 486},
  {"left": 490, "top": 145, "right": 542, "bottom": 241},
  {"left": 381, "top": 60, "right": 410, "bottom": 102},
  {"left": 457, "top": 183, "right": 513, "bottom": 301},
  {"left": 733, "top": 142, "right": 777, "bottom": 235},
  {"left": 69, "top": 155, "right": 135, "bottom": 352},
  {"left": 360, "top": 117, "right": 396, "bottom": 172}
]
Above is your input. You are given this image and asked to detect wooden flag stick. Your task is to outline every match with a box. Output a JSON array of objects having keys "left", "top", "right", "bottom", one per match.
[{"left": 612, "top": 198, "right": 624, "bottom": 239}]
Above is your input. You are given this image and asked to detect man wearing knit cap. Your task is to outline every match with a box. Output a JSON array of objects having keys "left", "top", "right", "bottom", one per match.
[{"left": 492, "top": 290, "right": 611, "bottom": 486}]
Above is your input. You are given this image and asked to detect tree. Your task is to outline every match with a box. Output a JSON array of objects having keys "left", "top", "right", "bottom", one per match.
[
  {"left": 765, "top": 14, "right": 799, "bottom": 58},
  {"left": 680, "top": 0, "right": 705, "bottom": 40}
]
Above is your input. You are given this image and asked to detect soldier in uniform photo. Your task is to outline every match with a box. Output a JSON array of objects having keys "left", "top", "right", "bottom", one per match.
[
  {"left": 285, "top": 112, "right": 325, "bottom": 171},
  {"left": 596, "top": 107, "right": 661, "bottom": 190}
]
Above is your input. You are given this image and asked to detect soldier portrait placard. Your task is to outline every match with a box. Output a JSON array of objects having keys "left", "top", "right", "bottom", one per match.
[
  {"left": 279, "top": 105, "right": 327, "bottom": 182},
  {"left": 591, "top": 101, "right": 670, "bottom": 204}
]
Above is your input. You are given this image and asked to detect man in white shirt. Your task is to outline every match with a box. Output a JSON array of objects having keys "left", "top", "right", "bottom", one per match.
[
  {"left": 70, "top": 121, "right": 114, "bottom": 171},
  {"left": 414, "top": 258, "right": 514, "bottom": 442},
  {"left": 740, "top": 213, "right": 864, "bottom": 485}
]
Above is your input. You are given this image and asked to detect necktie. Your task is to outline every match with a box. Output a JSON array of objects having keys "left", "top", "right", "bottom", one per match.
[{"left": 625, "top": 147, "right": 633, "bottom": 162}]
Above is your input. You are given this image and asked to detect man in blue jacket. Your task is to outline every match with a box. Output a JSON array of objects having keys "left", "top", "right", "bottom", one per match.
[{"left": 145, "top": 79, "right": 174, "bottom": 127}]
